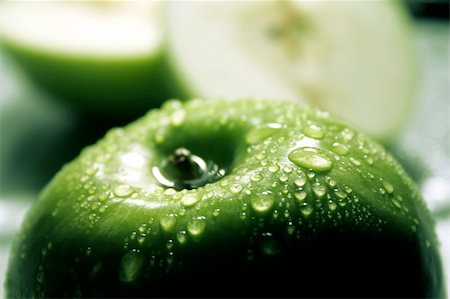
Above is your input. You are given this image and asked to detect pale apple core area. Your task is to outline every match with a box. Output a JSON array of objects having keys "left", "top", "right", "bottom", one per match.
[
  {"left": 168, "top": 1, "right": 417, "bottom": 140},
  {"left": 0, "top": 1, "right": 162, "bottom": 57}
]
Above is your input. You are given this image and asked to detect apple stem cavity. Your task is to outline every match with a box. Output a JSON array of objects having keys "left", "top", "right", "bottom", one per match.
[{"left": 153, "top": 147, "right": 225, "bottom": 190}]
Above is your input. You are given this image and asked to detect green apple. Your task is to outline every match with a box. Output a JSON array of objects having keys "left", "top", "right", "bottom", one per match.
[
  {"left": 6, "top": 99, "right": 444, "bottom": 297},
  {"left": 166, "top": 1, "right": 418, "bottom": 141},
  {"left": 0, "top": 1, "right": 178, "bottom": 118}
]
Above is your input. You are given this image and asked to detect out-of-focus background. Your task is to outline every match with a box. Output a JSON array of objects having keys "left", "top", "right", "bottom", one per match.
[{"left": 0, "top": 2, "right": 449, "bottom": 298}]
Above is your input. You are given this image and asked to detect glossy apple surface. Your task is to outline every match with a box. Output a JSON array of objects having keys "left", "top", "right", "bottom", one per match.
[{"left": 6, "top": 99, "right": 444, "bottom": 298}]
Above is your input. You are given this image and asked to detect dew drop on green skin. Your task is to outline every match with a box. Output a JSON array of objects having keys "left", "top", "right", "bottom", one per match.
[
  {"left": 246, "top": 123, "right": 283, "bottom": 144},
  {"left": 300, "top": 203, "right": 313, "bottom": 216},
  {"left": 331, "top": 142, "right": 350, "bottom": 156},
  {"left": 294, "top": 191, "right": 307, "bottom": 202},
  {"left": 250, "top": 173, "right": 264, "bottom": 182},
  {"left": 312, "top": 183, "right": 326, "bottom": 198},
  {"left": 113, "top": 185, "right": 134, "bottom": 198},
  {"left": 119, "top": 250, "right": 144, "bottom": 283},
  {"left": 278, "top": 174, "right": 289, "bottom": 183},
  {"left": 230, "top": 183, "right": 243, "bottom": 194},
  {"left": 187, "top": 216, "right": 207, "bottom": 236},
  {"left": 160, "top": 214, "right": 177, "bottom": 232},
  {"left": 251, "top": 192, "right": 275, "bottom": 213},
  {"left": 334, "top": 189, "right": 348, "bottom": 199},
  {"left": 176, "top": 230, "right": 187, "bottom": 244},
  {"left": 382, "top": 180, "right": 394, "bottom": 194},
  {"left": 288, "top": 147, "right": 333, "bottom": 172},
  {"left": 302, "top": 124, "right": 325, "bottom": 139},
  {"left": 294, "top": 177, "right": 306, "bottom": 187},
  {"left": 170, "top": 109, "right": 186, "bottom": 127},
  {"left": 261, "top": 238, "right": 280, "bottom": 256},
  {"left": 328, "top": 201, "right": 337, "bottom": 211},
  {"left": 349, "top": 157, "right": 362, "bottom": 166},
  {"left": 180, "top": 193, "right": 200, "bottom": 207},
  {"left": 268, "top": 164, "right": 280, "bottom": 173}
]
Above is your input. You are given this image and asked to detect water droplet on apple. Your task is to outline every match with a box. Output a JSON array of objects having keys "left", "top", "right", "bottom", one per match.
[
  {"left": 349, "top": 157, "right": 362, "bottom": 166},
  {"left": 86, "top": 167, "right": 98, "bottom": 176},
  {"left": 288, "top": 147, "right": 333, "bottom": 172},
  {"left": 212, "top": 208, "right": 221, "bottom": 217},
  {"left": 331, "top": 142, "right": 349, "bottom": 156},
  {"left": 294, "top": 177, "right": 306, "bottom": 187},
  {"left": 300, "top": 203, "right": 313, "bottom": 216},
  {"left": 382, "top": 180, "right": 394, "bottom": 194},
  {"left": 251, "top": 192, "right": 275, "bottom": 213},
  {"left": 282, "top": 165, "right": 293, "bottom": 173},
  {"left": 364, "top": 156, "right": 374, "bottom": 165},
  {"left": 328, "top": 201, "right": 337, "bottom": 211},
  {"left": 177, "top": 230, "right": 187, "bottom": 244},
  {"left": 268, "top": 164, "right": 280, "bottom": 173},
  {"left": 119, "top": 250, "right": 144, "bottom": 283},
  {"left": 36, "top": 271, "right": 44, "bottom": 283},
  {"left": 341, "top": 128, "right": 354, "bottom": 141},
  {"left": 160, "top": 214, "right": 177, "bottom": 232},
  {"left": 392, "top": 196, "right": 402, "bottom": 209},
  {"left": 187, "top": 216, "right": 207, "bottom": 236},
  {"left": 114, "top": 185, "right": 134, "bottom": 198},
  {"left": 312, "top": 183, "right": 326, "bottom": 198},
  {"left": 344, "top": 186, "right": 352, "bottom": 194},
  {"left": 261, "top": 238, "right": 280, "bottom": 256},
  {"left": 287, "top": 222, "right": 295, "bottom": 235},
  {"left": 294, "top": 191, "right": 307, "bottom": 202},
  {"left": 230, "top": 183, "right": 243, "bottom": 194},
  {"left": 256, "top": 151, "right": 267, "bottom": 160},
  {"left": 246, "top": 123, "right": 283, "bottom": 144},
  {"left": 278, "top": 174, "right": 289, "bottom": 183},
  {"left": 325, "top": 176, "right": 337, "bottom": 187},
  {"left": 303, "top": 124, "right": 325, "bottom": 139},
  {"left": 334, "top": 189, "right": 348, "bottom": 199},
  {"left": 180, "top": 193, "right": 200, "bottom": 207},
  {"left": 250, "top": 173, "right": 264, "bottom": 182},
  {"left": 170, "top": 109, "right": 186, "bottom": 127}
]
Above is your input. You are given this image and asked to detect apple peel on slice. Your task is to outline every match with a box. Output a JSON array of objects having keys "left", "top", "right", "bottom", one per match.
[{"left": 0, "top": 1, "right": 173, "bottom": 117}]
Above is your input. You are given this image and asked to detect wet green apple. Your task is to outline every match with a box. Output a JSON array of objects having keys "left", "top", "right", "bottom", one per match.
[
  {"left": 0, "top": 1, "right": 177, "bottom": 119},
  {"left": 6, "top": 99, "right": 444, "bottom": 298}
]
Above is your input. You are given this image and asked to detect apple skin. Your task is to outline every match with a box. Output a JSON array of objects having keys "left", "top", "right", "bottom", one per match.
[
  {"left": 0, "top": 38, "right": 180, "bottom": 120},
  {"left": 6, "top": 99, "right": 444, "bottom": 298}
]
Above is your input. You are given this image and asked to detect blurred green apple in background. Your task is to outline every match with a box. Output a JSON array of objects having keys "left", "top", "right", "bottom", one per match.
[
  {"left": 167, "top": 1, "right": 418, "bottom": 141},
  {"left": 0, "top": 1, "right": 179, "bottom": 120},
  {"left": 0, "top": 1, "right": 417, "bottom": 139},
  {"left": 6, "top": 99, "right": 444, "bottom": 298}
]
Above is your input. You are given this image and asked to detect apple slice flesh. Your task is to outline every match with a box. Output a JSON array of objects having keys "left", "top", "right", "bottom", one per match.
[
  {"left": 167, "top": 1, "right": 417, "bottom": 141},
  {"left": 0, "top": 2, "right": 173, "bottom": 118}
]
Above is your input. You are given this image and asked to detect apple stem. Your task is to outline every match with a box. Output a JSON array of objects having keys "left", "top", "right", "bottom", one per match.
[
  {"left": 153, "top": 147, "right": 224, "bottom": 190},
  {"left": 169, "top": 148, "right": 203, "bottom": 181}
]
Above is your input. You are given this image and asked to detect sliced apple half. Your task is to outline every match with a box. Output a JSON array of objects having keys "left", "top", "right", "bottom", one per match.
[
  {"left": 167, "top": 1, "right": 418, "bottom": 141},
  {"left": 0, "top": 1, "right": 174, "bottom": 118}
]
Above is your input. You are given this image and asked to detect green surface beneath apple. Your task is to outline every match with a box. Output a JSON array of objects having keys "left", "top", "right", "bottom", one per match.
[{"left": 5, "top": 99, "right": 444, "bottom": 298}]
